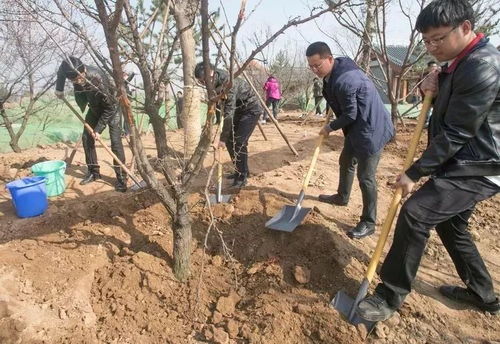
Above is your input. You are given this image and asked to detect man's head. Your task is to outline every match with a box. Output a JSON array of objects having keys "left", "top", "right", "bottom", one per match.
[
  {"left": 194, "top": 62, "right": 214, "bottom": 85},
  {"left": 416, "top": 0, "right": 476, "bottom": 62},
  {"left": 306, "top": 42, "right": 334, "bottom": 79},
  {"left": 177, "top": 91, "right": 183, "bottom": 97},
  {"left": 60, "top": 56, "right": 86, "bottom": 85}
]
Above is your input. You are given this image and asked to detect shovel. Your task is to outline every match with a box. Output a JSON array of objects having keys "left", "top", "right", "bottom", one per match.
[
  {"left": 331, "top": 93, "right": 433, "bottom": 332},
  {"left": 208, "top": 144, "right": 232, "bottom": 204},
  {"left": 266, "top": 111, "right": 332, "bottom": 232},
  {"left": 61, "top": 97, "right": 146, "bottom": 190}
]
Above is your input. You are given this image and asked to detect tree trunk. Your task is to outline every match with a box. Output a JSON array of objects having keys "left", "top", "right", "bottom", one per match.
[
  {"left": 181, "top": 86, "right": 200, "bottom": 157},
  {"left": 173, "top": 193, "right": 192, "bottom": 281},
  {"left": 9, "top": 138, "right": 21, "bottom": 153},
  {"left": 173, "top": 1, "right": 201, "bottom": 158},
  {"left": 359, "top": 0, "right": 376, "bottom": 72},
  {"left": 148, "top": 108, "right": 169, "bottom": 158},
  {"left": 390, "top": 101, "right": 398, "bottom": 140}
]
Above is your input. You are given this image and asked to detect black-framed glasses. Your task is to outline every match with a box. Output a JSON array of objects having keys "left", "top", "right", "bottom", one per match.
[
  {"left": 308, "top": 60, "right": 325, "bottom": 71},
  {"left": 422, "top": 26, "right": 458, "bottom": 47}
]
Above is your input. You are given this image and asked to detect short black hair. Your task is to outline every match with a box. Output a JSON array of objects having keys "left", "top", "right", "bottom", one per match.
[
  {"left": 416, "top": 0, "right": 475, "bottom": 33},
  {"left": 427, "top": 60, "right": 437, "bottom": 67},
  {"left": 60, "top": 56, "right": 85, "bottom": 79},
  {"left": 194, "top": 61, "right": 214, "bottom": 79},
  {"left": 305, "top": 42, "right": 332, "bottom": 58}
]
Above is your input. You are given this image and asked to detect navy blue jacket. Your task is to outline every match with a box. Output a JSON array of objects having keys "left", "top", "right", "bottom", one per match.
[{"left": 323, "top": 57, "right": 394, "bottom": 156}]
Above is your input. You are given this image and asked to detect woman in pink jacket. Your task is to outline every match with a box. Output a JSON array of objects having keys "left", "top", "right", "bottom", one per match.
[{"left": 263, "top": 76, "right": 281, "bottom": 122}]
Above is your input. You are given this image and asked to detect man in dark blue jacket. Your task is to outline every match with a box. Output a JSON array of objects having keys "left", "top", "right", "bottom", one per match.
[
  {"left": 306, "top": 42, "right": 394, "bottom": 239},
  {"left": 357, "top": 0, "right": 500, "bottom": 322},
  {"left": 55, "top": 56, "right": 127, "bottom": 192}
]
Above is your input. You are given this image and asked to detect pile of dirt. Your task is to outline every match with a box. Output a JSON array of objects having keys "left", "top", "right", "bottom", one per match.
[{"left": 0, "top": 120, "right": 499, "bottom": 343}]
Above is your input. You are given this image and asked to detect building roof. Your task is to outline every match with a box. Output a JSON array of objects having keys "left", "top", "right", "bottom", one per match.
[{"left": 374, "top": 45, "right": 420, "bottom": 67}]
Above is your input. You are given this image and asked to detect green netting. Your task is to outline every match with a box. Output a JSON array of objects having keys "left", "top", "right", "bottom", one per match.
[{"left": 0, "top": 97, "right": 208, "bottom": 153}]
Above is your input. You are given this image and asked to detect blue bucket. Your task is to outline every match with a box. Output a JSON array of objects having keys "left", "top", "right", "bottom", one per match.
[{"left": 6, "top": 176, "right": 48, "bottom": 218}]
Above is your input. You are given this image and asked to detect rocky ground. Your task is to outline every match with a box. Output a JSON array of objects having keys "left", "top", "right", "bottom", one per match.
[{"left": 0, "top": 114, "right": 499, "bottom": 343}]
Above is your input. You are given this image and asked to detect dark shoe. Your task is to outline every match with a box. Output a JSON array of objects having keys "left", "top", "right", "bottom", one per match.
[
  {"left": 439, "top": 285, "right": 499, "bottom": 314},
  {"left": 114, "top": 180, "right": 128, "bottom": 193},
  {"left": 80, "top": 173, "right": 101, "bottom": 185},
  {"left": 226, "top": 172, "right": 249, "bottom": 180},
  {"left": 225, "top": 173, "right": 239, "bottom": 180},
  {"left": 357, "top": 293, "right": 397, "bottom": 322},
  {"left": 318, "top": 194, "right": 348, "bottom": 206},
  {"left": 347, "top": 222, "right": 375, "bottom": 239},
  {"left": 232, "top": 177, "right": 247, "bottom": 188}
]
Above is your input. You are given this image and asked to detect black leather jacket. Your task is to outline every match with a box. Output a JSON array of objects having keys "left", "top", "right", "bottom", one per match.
[
  {"left": 406, "top": 38, "right": 500, "bottom": 181},
  {"left": 56, "top": 64, "right": 118, "bottom": 134},
  {"left": 214, "top": 69, "right": 263, "bottom": 142}
]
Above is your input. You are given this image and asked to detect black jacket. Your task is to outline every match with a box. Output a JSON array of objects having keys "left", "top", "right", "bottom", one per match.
[
  {"left": 406, "top": 38, "right": 500, "bottom": 181},
  {"left": 56, "top": 64, "right": 118, "bottom": 134},
  {"left": 323, "top": 57, "right": 394, "bottom": 157},
  {"left": 213, "top": 69, "right": 263, "bottom": 142}
]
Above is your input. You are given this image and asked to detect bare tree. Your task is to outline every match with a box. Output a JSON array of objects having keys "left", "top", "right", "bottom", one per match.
[
  {"left": 14, "top": 0, "right": 350, "bottom": 281},
  {"left": 332, "top": 0, "right": 427, "bottom": 127},
  {"left": 0, "top": 1, "right": 71, "bottom": 152},
  {"left": 172, "top": 0, "right": 202, "bottom": 157}
]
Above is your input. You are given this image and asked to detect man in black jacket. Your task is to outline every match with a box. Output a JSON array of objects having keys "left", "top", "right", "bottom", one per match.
[
  {"left": 306, "top": 42, "right": 394, "bottom": 239},
  {"left": 357, "top": 0, "right": 500, "bottom": 321},
  {"left": 194, "top": 62, "right": 262, "bottom": 188},
  {"left": 55, "top": 56, "right": 127, "bottom": 192}
]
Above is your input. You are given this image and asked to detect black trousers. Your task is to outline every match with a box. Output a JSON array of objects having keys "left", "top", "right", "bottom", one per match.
[
  {"left": 82, "top": 110, "right": 127, "bottom": 182},
  {"left": 265, "top": 98, "right": 279, "bottom": 118},
  {"left": 225, "top": 111, "right": 260, "bottom": 177},
  {"left": 376, "top": 177, "right": 499, "bottom": 307},
  {"left": 314, "top": 96, "right": 323, "bottom": 114},
  {"left": 338, "top": 139, "right": 381, "bottom": 226}
]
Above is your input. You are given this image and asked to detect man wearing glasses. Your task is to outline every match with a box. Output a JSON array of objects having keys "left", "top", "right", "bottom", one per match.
[
  {"left": 357, "top": 0, "right": 500, "bottom": 321},
  {"left": 55, "top": 56, "right": 128, "bottom": 192},
  {"left": 305, "top": 42, "right": 394, "bottom": 240}
]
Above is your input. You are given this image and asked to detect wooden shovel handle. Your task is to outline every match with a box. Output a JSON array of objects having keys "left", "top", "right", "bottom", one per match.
[
  {"left": 62, "top": 97, "right": 142, "bottom": 187},
  {"left": 301, "top": 109, "right": 334, "bottom": 191},
  {"left": 365, "top": 92, "right": 433, "bottom": 282}
]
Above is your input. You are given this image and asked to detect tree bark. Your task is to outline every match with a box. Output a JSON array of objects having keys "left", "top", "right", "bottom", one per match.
[
  {"left": 147, "top": 106, "right": 169, "bottom": 158},
  {"left": 173, "top": 193, "right": 192, "bottom": 281},
  {"left": 358, "top": 0, "right": 376, "bottom": 72},
  {"left": 173, "top": 0, "right": 201, "bottom": 158}
]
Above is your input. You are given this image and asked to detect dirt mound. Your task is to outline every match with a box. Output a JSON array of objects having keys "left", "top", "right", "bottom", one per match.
[{"left": 0, "top": 121, "right": 499, "bottom": 343}]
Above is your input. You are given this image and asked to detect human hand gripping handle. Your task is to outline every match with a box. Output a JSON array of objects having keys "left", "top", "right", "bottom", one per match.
[{"left": 420, "top": 69, "right": 439, "bottom": 98}]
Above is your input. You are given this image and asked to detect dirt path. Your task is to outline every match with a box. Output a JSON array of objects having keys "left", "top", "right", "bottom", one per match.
[{"left": 0, "top": 114, "right": 499, "bottom": 343}]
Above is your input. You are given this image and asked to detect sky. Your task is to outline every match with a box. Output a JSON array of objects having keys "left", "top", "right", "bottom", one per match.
[{"left": 210, "top": 0, "right": 500, "bottom": 64}]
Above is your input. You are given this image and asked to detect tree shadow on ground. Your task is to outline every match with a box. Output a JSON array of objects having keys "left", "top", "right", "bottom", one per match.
[{"left": 0, "top": 190, "right": 173, "bottom": 266}]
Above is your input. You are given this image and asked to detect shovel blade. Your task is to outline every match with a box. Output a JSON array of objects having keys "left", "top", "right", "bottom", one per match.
[
  {"left": 330, "top": 290, "right": 376, "bottom": 332},
  {"left": 130, "top": 180, "right": 147, "bottom": 191},
  {"left": 208, "top": 194, "right": 232, "bottom": 204},
  {"left": 265, "top": 205, "right": 311, "bottom": 232}
]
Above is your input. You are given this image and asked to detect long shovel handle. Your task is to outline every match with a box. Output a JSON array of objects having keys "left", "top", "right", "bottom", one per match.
[
  {"left": 300, "top": 109, "right": 334, "bottom": 192},
  {"left": 61, "top": 97, "right": 143, "bottom": 188},
  {"left": 365, "top": 92, "right": 433, "bottom": 282},
  {"left": 301, "top": 135, "right": 325, "bottom": 190}
]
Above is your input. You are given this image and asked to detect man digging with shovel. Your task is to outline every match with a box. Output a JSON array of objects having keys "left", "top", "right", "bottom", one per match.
[
  {"left": 357, "top": 0, "right": 500, "bottom": 322},
  {"left": 55, "top": 56, "right": 128, "bottom": 192},
  {"left": 306, "top": 42, "right": 394, "bottom": 239},
  {"left": 194, "top": 62, "right": 263, "bottom": 188}
]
